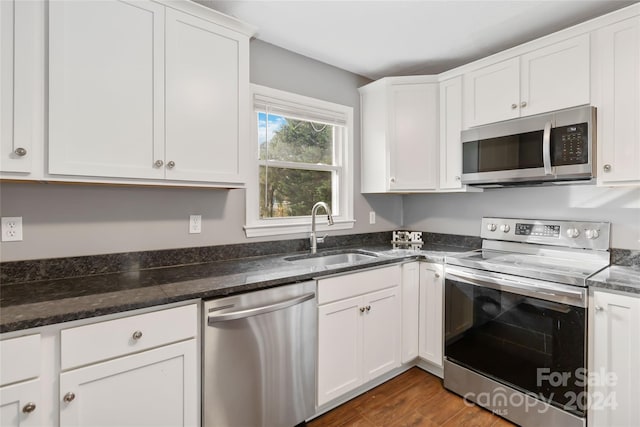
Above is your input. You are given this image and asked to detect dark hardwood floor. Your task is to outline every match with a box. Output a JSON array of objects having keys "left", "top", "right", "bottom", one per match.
[{"left": 308, "top": 367, "right": 517, "bottom": 427}]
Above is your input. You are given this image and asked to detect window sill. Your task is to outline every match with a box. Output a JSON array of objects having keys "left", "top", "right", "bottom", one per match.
[{"left": 244, "top": 219, "right": 355, "bottom": 238}]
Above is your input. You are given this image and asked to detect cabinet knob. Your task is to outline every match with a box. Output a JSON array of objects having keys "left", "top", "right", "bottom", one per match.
[
  {"left": 520, "top": 101, "right": 527, "bottom": 108},
  {"left": 167, "top": 161, "right": 176, "bottom": 169},
  {"left": 595, "top": 305, "right": 604, "bottom": 311},
  {"left": 455, "top": 176, "right": 461, "bottom": 181},
  {"left": 63, "top": 392, "right": 76, "bottom": 403},
  {"left": 359, "top": 307, "right": 365, "bottom": 313},
  {"left": 511, "top": 104, "right": 518, "bottom": 110},
  {"left": 365, "top": 305, "right": 371, "bottom": 312},
  {"left": 132, "top": 330, "right": 143, "bottom": 340},
  {"left": 603, "top": 164, "right": 612, "bottom": 172},
  {"left": 390, "top": 177, "right": 396, "bottom": 184},
  {"left": 22, "top": 402, "right": 36, "bottom": 414},
  {"left": 154, "top": 160, "right": 164, "bottom": 168},
  {"left": 14, "top": 147, "right": 27, "bottom": 157},
  {"left": 435, "top": 273, "right": 440, "bottom": 278}
]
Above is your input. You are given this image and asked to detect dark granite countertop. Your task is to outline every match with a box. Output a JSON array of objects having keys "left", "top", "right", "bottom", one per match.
[
  {"left": 587, "top": 265, "right": 640, "bottom": 295},
  {"left": 0, "top": 244, "right": 471, "bottom": 333}
]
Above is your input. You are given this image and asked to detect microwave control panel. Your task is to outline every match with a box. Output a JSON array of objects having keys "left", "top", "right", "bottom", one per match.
[{"left": 552, "top": 123, "right": 589, "bottom": 165}]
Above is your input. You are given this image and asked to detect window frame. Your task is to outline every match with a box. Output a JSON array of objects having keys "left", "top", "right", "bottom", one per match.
[{"left": 244, "top": 84, "right": 354, "bottom": 238}]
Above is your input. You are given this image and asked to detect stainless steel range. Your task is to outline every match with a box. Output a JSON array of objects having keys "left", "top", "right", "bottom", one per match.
[{"left": 444, "top": 217, "right": 610, "bottom": 427}]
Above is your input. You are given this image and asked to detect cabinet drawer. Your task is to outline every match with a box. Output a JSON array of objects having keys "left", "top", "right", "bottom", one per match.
[
  {"left": 0, "top": 334, "right": 41, "bottom": 386},
  {"left": 318, "top": 265, "right": 401, "bottom": 305},
  {"left": 61, "top": 304, "right": 197, "bottom": 370}
]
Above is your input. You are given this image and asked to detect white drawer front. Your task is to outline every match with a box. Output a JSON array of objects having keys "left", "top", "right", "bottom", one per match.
[
  {"left": 61, "top": 304, "right": 197, "bottom": 370},
  {"left": 0, "top": 334, "right": 41, "bottom": 386},
  {"left": 318, "top": 265, "right": 401, "bottom": 305}
]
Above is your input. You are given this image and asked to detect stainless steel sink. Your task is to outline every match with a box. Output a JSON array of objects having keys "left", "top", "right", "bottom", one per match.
[{"left": 284, "top": 250, "right": 378, "bottom": 267}]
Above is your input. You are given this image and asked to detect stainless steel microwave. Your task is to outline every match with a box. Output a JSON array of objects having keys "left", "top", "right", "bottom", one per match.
[{"left": 461, "top": 106, "right": 596, "bottom": 187}]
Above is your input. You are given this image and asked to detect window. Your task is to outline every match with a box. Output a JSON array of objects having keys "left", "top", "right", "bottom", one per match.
[{"left": 245, "top": 85, "right": 354, "bottom": 237}]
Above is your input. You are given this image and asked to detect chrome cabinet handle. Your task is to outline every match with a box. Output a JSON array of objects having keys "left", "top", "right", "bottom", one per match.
[
  {"left": 511, "top": 104, "right": 518, "bottom": 110},
  {"left": 14, "top": 147, "right": 27, "bottom": 157},
  {"left": 520, "top": 101, "right": 527, "bottom": 108},
  {"left": 167, "top": 161, "right": 176, "bottom": 169},
  {"left": 154, "top": 160, "right": 164, "bottom": 168},
  {"left": 63, "top": 392, "right": 75, "bottom": 403},
  {"left": 435, "top": 273, "right": 440, "bottom": 278},
  {"left": 603, "top": 164, "right": 612, "bottom": 172},
  {"left": 22, "top": 402, "right": 36, "bottom": 413},
  {"left": 595, "top": 305, "right": 604, "bottom": 311},
  {"left": 132, "top": 330, "right": 143, "bottom": 340},
  {"left": 359, "top": 307, "right": 365, "bottom": 313}
]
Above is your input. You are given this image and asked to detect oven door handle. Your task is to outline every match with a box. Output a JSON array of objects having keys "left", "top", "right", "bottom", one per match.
[{"left": 446, "top": 267, "right": 586, "bottom": 307}]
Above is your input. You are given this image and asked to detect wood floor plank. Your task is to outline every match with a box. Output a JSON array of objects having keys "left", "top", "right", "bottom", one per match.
[{"left": 308, "top": 368, "right": 518, "bottom": 427}]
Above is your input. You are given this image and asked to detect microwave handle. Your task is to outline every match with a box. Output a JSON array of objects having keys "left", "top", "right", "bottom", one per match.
[{"left": 543, "top": 121, "right": 553, "bottom": 176}]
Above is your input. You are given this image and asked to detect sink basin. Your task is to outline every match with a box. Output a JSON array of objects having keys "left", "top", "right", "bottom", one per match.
[{"left": 284, "top": 250, "right": 378, "bottom": 267}]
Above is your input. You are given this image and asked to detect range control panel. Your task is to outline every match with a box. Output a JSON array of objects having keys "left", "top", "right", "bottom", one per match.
[{"left": 481, "top": 217, "right": 611, "bottom": 251}]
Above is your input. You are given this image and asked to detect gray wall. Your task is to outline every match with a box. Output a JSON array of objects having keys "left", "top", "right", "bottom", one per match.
[
  {"left": 403, "top": 185, "right": 640, "bottom": 250},
  {"left": 0, "top": 40, "right": 403, "bottom": 262}
]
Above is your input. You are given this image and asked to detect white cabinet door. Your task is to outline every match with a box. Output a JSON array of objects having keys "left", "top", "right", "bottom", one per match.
[
  {"left": 0, "top": 0, "right": 36, "bottom": 173},
  {"left": 165, "top": 9, "right": 247, "bottom": 183},
  {"left": 594, "top": 17, "right": 640, "bottom": 186},
  {"left": 401, "top": 262, "right": 420, "bottom": 363},
  {"left": 418, "top": 263, "right": 443, "bottom": 367},
  {"left": 439, "top": 76, "right": 463, "bottom": 189},
  {"left": 317, "top": 295, "right": 363, "bottom": 406},
  {"left": 0, "top": 380, "right": 41, "bottom": 427},
  {"left": 388, "top": 83, "right": 438, "bottom": 191},
  {"left": 463, "top": 57, "right": 520, "bottom": 127},
  {"left": 59, "top": 340, "right": 197, "bottom": 427},
  {"left": 590, "top": 291, "right": 640, "bottom": 427},
  {"left": 362, "top": 287, "right": 401, "bottom": 381},
  {"left": 520, "top": 34, "right": 590, "bottom": 117},
  {"left": 48, "top": 0, "right": 165, "bottom": 179}
]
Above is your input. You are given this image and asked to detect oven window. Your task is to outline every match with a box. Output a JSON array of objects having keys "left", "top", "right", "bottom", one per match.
[
  {"left": 445, "top": 278, "right": 586, "bottom": 416},
  {"left": 463, "top": 130, "right": 544, "bottom": 173}
]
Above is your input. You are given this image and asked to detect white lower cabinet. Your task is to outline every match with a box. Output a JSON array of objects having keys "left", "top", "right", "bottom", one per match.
[
  {"left": 0, "top": 379, "right": 41, "bottom": 427},
  {"left": 589, "top": 289, "right": 640, "bottom": 427},
  {"left": 401, "top": 262, "right": 420, "bottom": 363},
  {"left": 59, "top": 341, "right": 197, "bottom": 427},
  {"left": 317, "top": 266, "right": 401, "bottom": 406},
  {"left": 418, "top": 262, "right": 444, "bottom": 369},
  {"left": 0, "top": 334, "right": 41, "bottom": 427},
  {"left": 0, "top": 304, "right": 198, "bottom": 427}
]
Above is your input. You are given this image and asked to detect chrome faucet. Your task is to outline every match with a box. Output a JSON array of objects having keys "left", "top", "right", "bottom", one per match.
[{"left": 310, "top": 202, "right": 334, "bottom": 254}]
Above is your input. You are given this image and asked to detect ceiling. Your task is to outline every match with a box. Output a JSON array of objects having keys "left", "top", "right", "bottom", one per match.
[{"left": 196, "top": 0, "right": 636, "bottom": 80}]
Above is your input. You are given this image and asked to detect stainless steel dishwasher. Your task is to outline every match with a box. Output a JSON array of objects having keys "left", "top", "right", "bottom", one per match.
[{"left": 203, "top": 281, "right": 317, "bottom": 427}]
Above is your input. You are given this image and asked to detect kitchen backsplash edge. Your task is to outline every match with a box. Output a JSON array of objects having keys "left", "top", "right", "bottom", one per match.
[{"left": 2, "top": 232, "right": 636, "bottom": 285}]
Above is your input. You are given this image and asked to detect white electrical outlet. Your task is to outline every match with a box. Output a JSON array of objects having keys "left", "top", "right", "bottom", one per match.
[
  {"left": 2, "top": 217, "right": 23, "bottom": 242},
  {"left": 189, "top": 215, "right": 202, "bottom": 234},
  {"left": 369, "top": 211, "right": 376, "bottom": 225}
]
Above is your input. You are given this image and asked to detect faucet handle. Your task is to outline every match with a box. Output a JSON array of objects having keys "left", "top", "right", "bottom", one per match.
[{"left": 317, "top": 234, "right": 329, "bottom": 244}]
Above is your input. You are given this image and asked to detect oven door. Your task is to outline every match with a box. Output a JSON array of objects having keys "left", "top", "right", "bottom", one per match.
[{"left": 444, "top": 266, "right": 587, "bottom": 416}]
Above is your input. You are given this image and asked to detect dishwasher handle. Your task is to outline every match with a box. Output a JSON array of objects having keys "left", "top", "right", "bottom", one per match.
[{"left": 207, "top": 292, "right": 315, "bottom": 324}]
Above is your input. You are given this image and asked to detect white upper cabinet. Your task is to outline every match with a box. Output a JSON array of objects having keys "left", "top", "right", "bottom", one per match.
[
  {"left": 165, "top": 9, "right": 248, "bottom": 183},
  {"left": 48, "top": 0, "right": 165, "bottom": 180},
  {"left": 463, "top": 58, "right": 520, "bottom": 128},
  {"left": 593, "top": 16, "right": 640, "bottom": 186},
  {"left": 47, "top": 0, "right": 251, "bottom": 186},
  {"left": 464, "top": 34, "right": 590, "bottom": 128},
  {"left": 438, "top": 76, "right": 464, "bottom": 190},
  {"left": 0, "top": 0, "right": 38, "bottom": 174},
  {"left": 360, "top": 76, "right": 439, "bottom": 193}
]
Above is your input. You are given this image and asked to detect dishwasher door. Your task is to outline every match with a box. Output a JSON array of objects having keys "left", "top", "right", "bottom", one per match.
[{"left": 203, "top": 281, "right": 317, "bottom": 427}]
